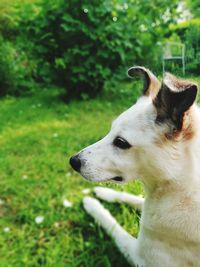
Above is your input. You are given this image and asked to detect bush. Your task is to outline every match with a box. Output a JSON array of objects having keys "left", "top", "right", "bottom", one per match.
[
  {"left": 0, "top": 0, "right": 178, "bottom": 99},
  {"left": 169, "top": 19, "right": 200, "bottom": 75},
  {"left": 17, "top": 0, "right": 178, "bottom": 100},
  {"left": 184, "top": 24, "right": 200, "bottom": 74},
  {"left": 19, "top": 0, "right": 135, "bottom": 99},
  {"left": 0, "top": 36, "right": 36, "bottom": 96}
]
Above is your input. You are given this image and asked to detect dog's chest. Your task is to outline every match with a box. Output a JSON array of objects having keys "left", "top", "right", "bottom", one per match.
[
  {"left": 138, "top": 229, "right": 200, "bottom": 267},
  {"left": 142, "top": 194, "right": 200, "bottom": 240},
  {"left": 138, "top": 196, "right": 200, "bottom": 267}
]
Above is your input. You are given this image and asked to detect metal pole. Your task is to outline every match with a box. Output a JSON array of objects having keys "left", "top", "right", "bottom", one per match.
[
  {"left": 162, "top": 58, "right": 165, "bottom": 76},
  {"left": 182, "top": 44, "right": 185, "bottom": 76}
]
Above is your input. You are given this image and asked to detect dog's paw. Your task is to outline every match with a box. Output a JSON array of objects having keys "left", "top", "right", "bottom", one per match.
[
  {"left": 83, "top": 196, "right": 117, "bottom": 229},
  {"left": 94, "top": 186, "right": 118, "bottom": 202},
  {"left": 83, "top": 196, "right": 103, "bottom": 215}
]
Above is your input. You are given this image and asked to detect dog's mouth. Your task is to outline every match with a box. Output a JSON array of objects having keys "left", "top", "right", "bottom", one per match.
[
  {"left": 110, "top": 176, "right": 124, "bottom": 182},
  {"left": 81, "top": 173, "right": 124, "bottom": 183}
]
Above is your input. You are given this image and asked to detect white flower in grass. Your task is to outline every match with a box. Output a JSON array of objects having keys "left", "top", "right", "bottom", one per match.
[
  {"left": 54, "top": 222, "right": 59, "bottom": 228},
  {"left": 0, "top": 199, "right": 4, "bottom": 205},
  {"left": 63, "top": 199, "right": 73, "bottom": 208},
  {"left": 35, "top": 216, "right": 44, "bottom": 224},
  {"left": 22, "top": 175, "right": 28, "bottom": 180},
  {"left": 82, "top": 188, "right": 90, "bottom": 194},
  {"left": 53, "top": 133, "right": 59, "bottom": 138},
  {"left": 3, "top": 227, "right": 10, "bottom": 233},
  {"left": 124, "top": 3, "right": 128, "bottom": 9}
]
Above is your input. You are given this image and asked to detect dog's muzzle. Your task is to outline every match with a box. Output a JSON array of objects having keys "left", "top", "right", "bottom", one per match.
[{"left": 69, "top": 155, "right": 81, "bottom": 172}]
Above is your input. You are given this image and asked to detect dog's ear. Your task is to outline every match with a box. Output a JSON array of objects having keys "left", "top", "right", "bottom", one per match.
[
  {"left": 128, "top": 66, "right": 161, "bottom": 98},
  {"left": 154, "top": 73, "right": 198, "bottom": 130}
]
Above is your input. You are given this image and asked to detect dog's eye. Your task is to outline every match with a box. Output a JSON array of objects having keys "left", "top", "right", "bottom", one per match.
[{"left": 113, "top": 137, "right": 131, "bottom": 149}]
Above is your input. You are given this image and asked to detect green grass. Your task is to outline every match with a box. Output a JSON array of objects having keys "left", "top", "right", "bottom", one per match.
[
  {"left": 0, "top": 84, "right": 144, "bottom": 267},
  {"left": 0, "top": 76, "right": 199, "bottom": 267}
]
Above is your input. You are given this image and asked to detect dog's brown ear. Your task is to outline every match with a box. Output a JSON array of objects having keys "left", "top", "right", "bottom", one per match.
[
  {"left": 154, "top": 73, "right": 198, "bottom": 130},
  {"left": 128, "top": 66, "right": 161, "bottom": 98}
]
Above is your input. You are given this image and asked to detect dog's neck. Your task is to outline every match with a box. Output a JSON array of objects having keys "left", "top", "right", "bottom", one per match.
[{"left": 143, "top": 153, "right": 200, "bottom": 201}]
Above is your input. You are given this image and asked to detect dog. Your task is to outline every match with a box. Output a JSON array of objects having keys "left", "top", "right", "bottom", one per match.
[{"left": 70, "top": 66, "right": 200, "bottom": 267}]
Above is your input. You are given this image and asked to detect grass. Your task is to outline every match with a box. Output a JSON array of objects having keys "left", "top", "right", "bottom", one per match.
[
  {"left": 0, "top": 76, "right": 199, "bottom": 267},
  {"left": 0, "top": 83, "right": 143, "bottom": 267}
]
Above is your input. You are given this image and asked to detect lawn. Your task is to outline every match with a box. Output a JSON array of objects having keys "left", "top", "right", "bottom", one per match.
[
  {"left": 0, "top": 83, "right": 143, "bottom": 267},
  {"left": 0, "top": 76, "right": 199, "bottom": 267}
]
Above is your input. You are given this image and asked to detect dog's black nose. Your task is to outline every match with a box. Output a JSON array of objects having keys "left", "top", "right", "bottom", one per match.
[{"left": 69, "top": 155, "right": 81, "bottom": 172}]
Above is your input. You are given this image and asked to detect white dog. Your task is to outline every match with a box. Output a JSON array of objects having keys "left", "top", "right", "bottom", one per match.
[{"left": 70, "top": 66, "right": 200, "bottom": 267}]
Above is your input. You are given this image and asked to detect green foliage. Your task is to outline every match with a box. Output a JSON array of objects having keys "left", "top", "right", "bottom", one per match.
[
  {"left": 14, "top": 0, "right": 178, "bottom": 99},
  {"left": 0, "top": 36, "right": 37, "bottom": 96},
  {"left": 168, "top": 19, "right": 200, "bottom": 74},
  {"left": 1, "top": 0, "right": 198, "bottom": 98},
  {"left": 0, "top": 0, "right": 17, "bottom": 38},
  {"left": 184, "top": 24, "right": 200, "bottom": 74},
  {"left": 186, "top": 0, "right": 200, "bottom": 18},
  {"left": 0, "top": 0, "right": 40, "bottom": 96}
]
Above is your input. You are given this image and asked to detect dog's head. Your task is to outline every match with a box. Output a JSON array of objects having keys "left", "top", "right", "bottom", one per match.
[{"left": 70, "top": 67, "right": 199, "bottom": 186}]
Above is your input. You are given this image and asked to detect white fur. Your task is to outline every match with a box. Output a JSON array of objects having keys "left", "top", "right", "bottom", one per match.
[
  {"left": 94, "top": 186, "right": 144, "bottom": 210},
  {"left": 83, "top": 196, "right": 140, "bottom": 266},
  {"left": 76, "top": 73, "right": 200, "bottom": 267}
]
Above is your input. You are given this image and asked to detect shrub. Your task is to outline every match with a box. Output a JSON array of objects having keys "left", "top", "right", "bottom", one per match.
[
  {"left": 20, "top": 0, "right": 136, "bottom": 99},
  {"left": 18, "top": 0, "right": 178, "bottom": 100},
  {"left": 0, "top": 0, "right": 178, "bottom": 98},
  {"left": 169, "top": 19, "right": 200, "bottom": 75},
  {"left": 0, "top": 36, "right": 36, "bottom": 96},
  {"left": 184, "top": 24, "right": 200, "bottom": 74}
]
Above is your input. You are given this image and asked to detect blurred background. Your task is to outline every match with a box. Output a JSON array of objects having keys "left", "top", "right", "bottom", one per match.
[{"left": 0, "top": 0, "right": 199, "bottom": 266}]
